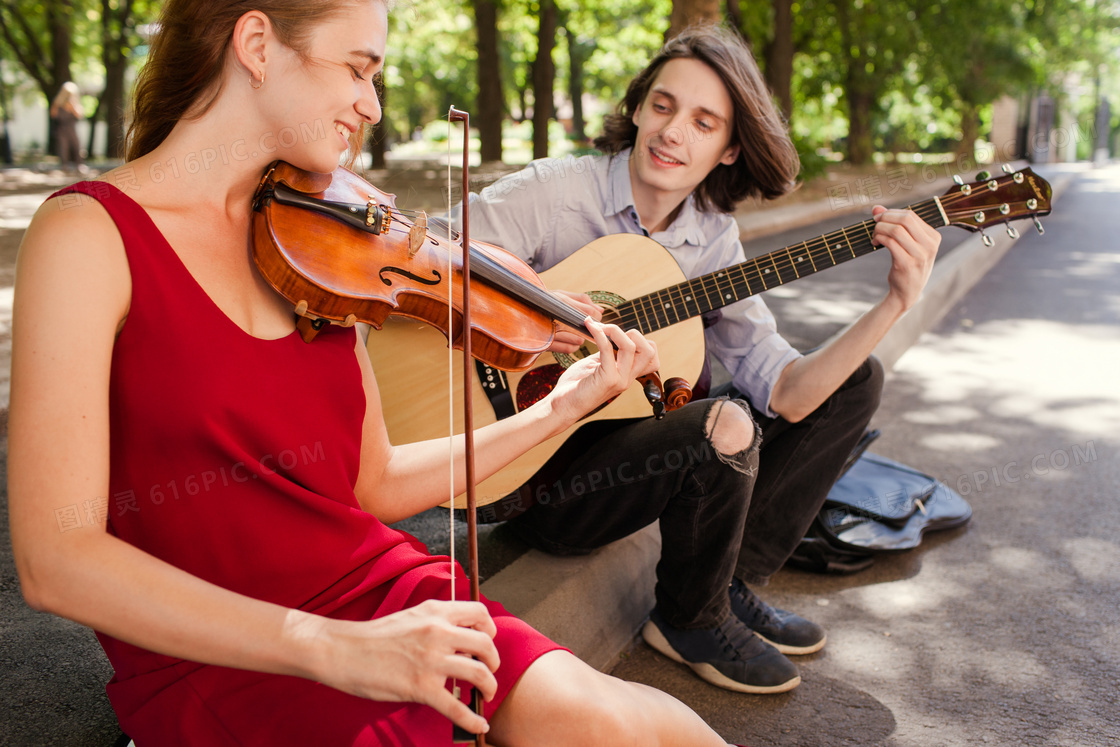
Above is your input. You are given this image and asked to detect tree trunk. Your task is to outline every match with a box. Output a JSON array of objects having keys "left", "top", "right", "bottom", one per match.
[
  {"left": 847, "top": 89, "right": 874, "bottom": 165},
  {"left": 475, "top": 0, "right": 503, "bottom": 163},
  {"left": 47, "top": 1, "right": 74, "bottom": 156},
  {"left": 565, "top": 27, "right": 594, "bottom": 145},
  {"left": 764, "top": 0, "right": 794, "bottom": 123},
  {"left": 532, "top": 0, "right": 557, "bottom": 160},
  {"left": 837, "top": 0, "right": 874, "bottom": 165},
  {"left": 956, "top": 100, "right": 980, "bottom": 162},
  {"left": 668, "top": 0, "right": 722, "bottom": 38},
  {"left": 725, "top": 0, "right": 752, "bottom": 48},
  {"left": 98, "top": 0, "right": 135, "bottom": 159}
]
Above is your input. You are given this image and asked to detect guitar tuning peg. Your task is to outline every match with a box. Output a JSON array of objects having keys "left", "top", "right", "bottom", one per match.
[
  {"left": 1006, "top": 225, "right": 1019, "bottom": 239},
  {"left": 1001, "top": 163, "right": 1014, "bottom": 174},
  {"left": 976, "top": 170, "right": 991, "bottom": 181},
  {"left": 1033, "top": 217, "right": 1045, "bottom": 236},
  {"left": 953, "top": 174, "right": 964, "bottom": 185},
  {"left": 980, "top": 228, "right": 994, "bottom": 247}
]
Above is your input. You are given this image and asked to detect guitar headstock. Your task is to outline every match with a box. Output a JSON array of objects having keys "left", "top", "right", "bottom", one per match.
[{"left": 939, "top": 165, "right": 1052, "bottom": 242}]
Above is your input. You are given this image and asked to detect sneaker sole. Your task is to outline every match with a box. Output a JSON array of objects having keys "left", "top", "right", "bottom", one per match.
[
  {"left": 641, "top": 620, "right": 802, "bottom": 695},
  {"left": 754, "top": 632, "right": 827, "bottom": 656}
]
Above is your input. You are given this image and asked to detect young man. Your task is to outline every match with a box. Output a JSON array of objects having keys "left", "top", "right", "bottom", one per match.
[{"left": 454, "top": 26, "right": 940, "bottom": 694}]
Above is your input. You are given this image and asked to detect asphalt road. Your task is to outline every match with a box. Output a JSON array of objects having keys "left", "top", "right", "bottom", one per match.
[{"left": 610, "top": 164, "right": 1120, "bottom": 745}]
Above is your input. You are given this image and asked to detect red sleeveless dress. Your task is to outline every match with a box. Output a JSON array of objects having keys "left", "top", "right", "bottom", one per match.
[{"left": 52, "top": 182, "right": 562, "bottom": 746}]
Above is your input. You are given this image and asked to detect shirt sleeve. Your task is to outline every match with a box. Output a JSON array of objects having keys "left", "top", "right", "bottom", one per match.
[
  {"left": 699, "top": 221, "right": 802, "bottom": 418},
  {"left": 451, "top": 161, "right": 563, "bottom": 271}
]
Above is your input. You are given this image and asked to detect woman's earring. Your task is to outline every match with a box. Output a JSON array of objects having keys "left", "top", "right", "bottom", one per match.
[{"left": 250, "top": 71, "right": 265, "bottom": 90}]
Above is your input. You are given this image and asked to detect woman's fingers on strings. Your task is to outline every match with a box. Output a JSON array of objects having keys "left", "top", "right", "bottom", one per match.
[{"left": 553, "top": 290, "right": 603, "bottom": 321}]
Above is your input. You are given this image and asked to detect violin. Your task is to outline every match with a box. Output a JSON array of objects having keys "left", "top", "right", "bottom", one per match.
[{"left": 250, "top": 159, "right": 693, "bottom": 417}]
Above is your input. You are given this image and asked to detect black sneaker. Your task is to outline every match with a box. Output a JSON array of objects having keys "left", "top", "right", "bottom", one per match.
[
  {"left": 729, "top": 576, "right": 827, "bottom": 655},
  {"left": 641, "top": 609, "right": 801, "bottom": 694}
]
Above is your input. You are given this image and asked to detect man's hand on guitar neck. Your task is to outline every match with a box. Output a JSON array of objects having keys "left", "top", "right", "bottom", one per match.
[
  {"left": 549, "top": 289, "right": 604, "bottom": 353},
  {"left": 871, "top": 205, "right": 941, "bottom": 315}
]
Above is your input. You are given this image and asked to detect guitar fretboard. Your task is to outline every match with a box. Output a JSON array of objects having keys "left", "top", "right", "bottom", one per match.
[{"left": 604, "top": 197, "right": 946, "bottom": 334}]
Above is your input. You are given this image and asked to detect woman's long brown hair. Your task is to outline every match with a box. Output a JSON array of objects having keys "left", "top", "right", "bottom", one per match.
[{"left": 594, "top": 25, "right": 800, "bottom": 212}]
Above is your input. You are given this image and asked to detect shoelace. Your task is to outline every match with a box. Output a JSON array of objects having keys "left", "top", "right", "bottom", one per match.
[
  {"left": 731, "top": 580, "right": 781, "bottom": 628},
  {"left": 715, "top": 617, "right": 763, "bottom": 661}
]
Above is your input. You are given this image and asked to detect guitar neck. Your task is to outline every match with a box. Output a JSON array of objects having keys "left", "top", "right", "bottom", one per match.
[{"left": 605, "top": 196, "right": 948, "bottom": 334}]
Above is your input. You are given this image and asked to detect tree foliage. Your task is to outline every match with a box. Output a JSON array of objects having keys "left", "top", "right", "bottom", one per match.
[{"left": 2, "top": 0, "right": 1117, "bottom": 165}]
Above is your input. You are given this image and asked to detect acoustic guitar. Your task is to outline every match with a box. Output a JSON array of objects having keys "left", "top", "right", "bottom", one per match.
[{"left": 367, "top": 166, "right": 1052, "bottom": 507}]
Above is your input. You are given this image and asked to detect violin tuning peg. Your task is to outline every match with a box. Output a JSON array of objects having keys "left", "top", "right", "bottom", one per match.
[
  {"left": 980, "top": 228, "right": 994, "bottom": 247},
  {"left": 1006, "top": 225, "right": 1019, "bottom": 239},
  {"left": 953, "top": 174, "right": 964, "bottom": 185},
  {"left": 1033, "top": 217, "right": 1045, "bottom": 236},
  {"left": 1001, "top": 163, "right": 1014, "bottom": 174},
  {"left": 976, "top": 170, "right": 991, "bottom": 182}
]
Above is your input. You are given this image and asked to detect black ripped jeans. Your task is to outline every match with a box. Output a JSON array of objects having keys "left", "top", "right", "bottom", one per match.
[{"left": 508, "top": 357, "right": 884, "bottom": 629}]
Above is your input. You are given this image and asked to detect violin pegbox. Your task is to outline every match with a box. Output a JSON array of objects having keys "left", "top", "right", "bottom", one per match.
[{"left": 940, "top": 164, "right": 1052, "bottom": 246}]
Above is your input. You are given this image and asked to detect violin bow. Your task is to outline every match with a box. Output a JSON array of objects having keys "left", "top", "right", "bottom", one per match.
[{"left": 446, "top": 107, "right": 486, "bottom": 746}]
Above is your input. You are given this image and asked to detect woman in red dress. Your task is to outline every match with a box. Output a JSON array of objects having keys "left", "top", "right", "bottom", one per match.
[{"left": 8, "top": 0, "right": 732, "bottom": 745}]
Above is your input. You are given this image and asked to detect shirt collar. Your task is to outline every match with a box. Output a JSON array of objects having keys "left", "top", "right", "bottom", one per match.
[{"left": 605, "top": 148, "right": 706, "bottom": 247}]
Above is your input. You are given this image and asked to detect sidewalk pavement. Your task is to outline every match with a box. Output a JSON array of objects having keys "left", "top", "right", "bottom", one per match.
[{"left": 0, "top": 161, "right": 1081, "bottom": 745}]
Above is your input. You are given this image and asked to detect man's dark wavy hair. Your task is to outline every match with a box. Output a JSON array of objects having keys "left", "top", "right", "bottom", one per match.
[{"left": 593, "top": 25, "right": 799, "bottom": 213}]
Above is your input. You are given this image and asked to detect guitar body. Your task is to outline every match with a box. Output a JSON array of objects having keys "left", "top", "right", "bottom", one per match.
[{"left": 367, "top": 234, "right": 706, "bottom": 507}]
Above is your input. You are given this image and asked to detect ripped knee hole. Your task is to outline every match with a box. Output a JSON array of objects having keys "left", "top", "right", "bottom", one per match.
[{"left": 704, "top": 399, "right": 756, "bottom": 457}]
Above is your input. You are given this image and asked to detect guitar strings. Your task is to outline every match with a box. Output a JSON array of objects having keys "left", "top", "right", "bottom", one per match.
[{"left": 612, "top": 180, "right": 1038, "bottom": 334}]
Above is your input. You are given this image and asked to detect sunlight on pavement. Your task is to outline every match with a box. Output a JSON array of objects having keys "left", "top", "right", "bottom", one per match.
[
  {"left": 1060, "top": 537, "right": 1120, "bottom": 583},
  {"left": 896, "top": 319, "right": 1120, "bottom": 443}
]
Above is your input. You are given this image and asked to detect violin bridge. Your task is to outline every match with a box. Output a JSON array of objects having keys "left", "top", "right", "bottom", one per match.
[{"left": 408, "top": 211, "right": 428, "bottom": 257}]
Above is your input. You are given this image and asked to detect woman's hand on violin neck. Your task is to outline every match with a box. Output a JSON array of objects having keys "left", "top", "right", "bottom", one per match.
[
  {"left": 547, "top": 320, "right": 660, "bottom": 426},
  {"left": 549, "top": 290, "right": 602, "bottom": 354},
  {"left": 311, "top": 600, "right": 499, "bottom": 735}
]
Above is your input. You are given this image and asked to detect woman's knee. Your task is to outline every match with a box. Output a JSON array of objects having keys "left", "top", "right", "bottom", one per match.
[{"left": 490, "top": 653, "right": 655, "bottom": 746}]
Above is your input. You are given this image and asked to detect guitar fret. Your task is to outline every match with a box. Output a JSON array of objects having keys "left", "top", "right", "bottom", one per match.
[
  {"left": 683, "top": 278, "right": 704, "bottom": 317},
  {"left": 754, "top": 258, "right": 771, "bottom": 291},
  {"left": 861, "top": 219, "right": 875, "bottom": 248},
  {"left": 732, "top": 264, "right": 754, "bottom": 299},
  {"left": 823, "top": 234, "right": 837, "bottom": 265},
  {"left": 634, "top": 294, "right": 655, "bottom": 333},
  {"left": 839, "top": 226, "right": 856, "bottom": 258},
  {"left": 801, "top": 241, "right": 818, "bottom": 272},
  {"left": 784, "top": 246, "right": 800, "bottom": 279},
  {"left": 651, "top": 290, "right": 672, "bottom": 329}
]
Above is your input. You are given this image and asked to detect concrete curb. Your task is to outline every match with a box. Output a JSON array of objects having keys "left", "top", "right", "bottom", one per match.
[{"left": 481, "top": 170, "right": 1074, "bottom": 671}]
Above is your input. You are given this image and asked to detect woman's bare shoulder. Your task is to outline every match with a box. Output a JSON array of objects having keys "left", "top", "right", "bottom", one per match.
[{"left": 18, "top": 177, "right": 134, "bottom": 324}]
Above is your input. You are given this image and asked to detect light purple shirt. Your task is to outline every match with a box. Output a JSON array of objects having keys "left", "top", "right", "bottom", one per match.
[{"left": 456, "top": 149, "right": 801, "bottom": 416}]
